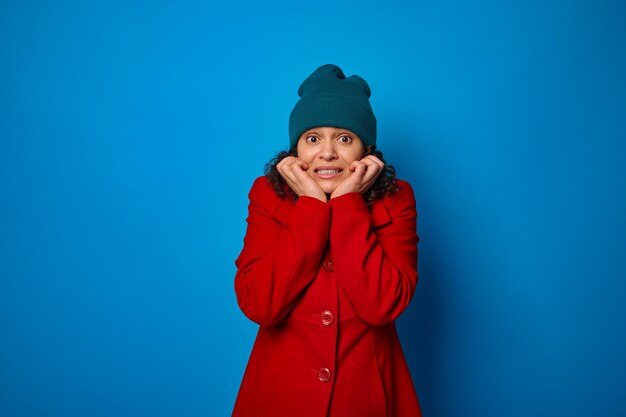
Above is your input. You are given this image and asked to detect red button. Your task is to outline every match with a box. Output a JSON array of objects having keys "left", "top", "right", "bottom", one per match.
[
  {"left": 323, "top": 259, "right": 334, "bottom": 271},
  {"left": 321, "top": 310, "right": 334, "bottom": 326},
  {"left": 318, "top": 367, "right": 331, "bottom": 382}
]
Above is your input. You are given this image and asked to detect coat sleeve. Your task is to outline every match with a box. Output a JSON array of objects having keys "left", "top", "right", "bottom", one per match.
[
  {"left": 234, "top": 176, "right": 331, "bottom": 327},
  {"left": 328, "top": 180, "right": 419, "bottom": 327}
]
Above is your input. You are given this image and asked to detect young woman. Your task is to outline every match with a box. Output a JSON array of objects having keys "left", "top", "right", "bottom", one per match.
[{"left": 232, "top": 64, "right": 423, "bottom": 417}]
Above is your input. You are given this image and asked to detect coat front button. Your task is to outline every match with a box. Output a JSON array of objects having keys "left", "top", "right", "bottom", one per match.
[
  {"left": 318, "top": 367, "right": 331, "bottom": 382},
  {"left": 321, "top": 310, "right": 334, "bottom": 326},
  {"left": 323, "top": 259, "right": 334, "bottom": 271}
]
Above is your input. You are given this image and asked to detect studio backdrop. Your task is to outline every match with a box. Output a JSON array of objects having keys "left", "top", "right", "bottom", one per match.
[{"left": 1, "top": 1, "right": 625, "bottom": 416}]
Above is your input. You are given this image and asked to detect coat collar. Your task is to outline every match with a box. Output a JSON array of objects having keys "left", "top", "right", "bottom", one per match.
[{"left": 272, "top": 195, "right": 391, "bottom": 228}]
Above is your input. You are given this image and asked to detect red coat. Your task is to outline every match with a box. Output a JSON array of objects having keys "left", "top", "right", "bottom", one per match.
[{"left": 232, "top": 175, "right": 423, "bottom": 417}]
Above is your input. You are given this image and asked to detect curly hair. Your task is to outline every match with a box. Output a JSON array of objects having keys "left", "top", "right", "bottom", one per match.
[{"left": 264, "top": 144, "right": 399, "bottom": 208}]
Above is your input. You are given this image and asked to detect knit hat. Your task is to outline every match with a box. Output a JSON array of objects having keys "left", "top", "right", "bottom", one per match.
[{"left": 288, "top": 64, "right": 377, "bottom": 149}]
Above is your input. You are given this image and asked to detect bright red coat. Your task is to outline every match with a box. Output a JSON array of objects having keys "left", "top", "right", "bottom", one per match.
[{"left": 232, "top": 175, "right": 423, "bottom": 417}]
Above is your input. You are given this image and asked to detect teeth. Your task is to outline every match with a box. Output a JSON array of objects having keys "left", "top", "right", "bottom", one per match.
[{"left": 317, "top": 169, "right": 339, "bottom": 175}]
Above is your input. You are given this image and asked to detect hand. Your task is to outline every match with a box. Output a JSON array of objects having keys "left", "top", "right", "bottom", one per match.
[
  {"left": 277, "top": 156, "right": 327, "bottom": 202},
  {"left": 330, "top": 155, "right": 385, "bottom": 199}
]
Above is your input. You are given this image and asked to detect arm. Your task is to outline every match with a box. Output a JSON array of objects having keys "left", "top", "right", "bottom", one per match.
[
  {"left": 234, "top": 177, "right": 331, "bottom": 326},
  {"left": 328, "top": 180, "right": 419, "bottom": 327}
]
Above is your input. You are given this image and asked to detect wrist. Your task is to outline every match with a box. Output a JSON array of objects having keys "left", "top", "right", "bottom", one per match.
[
  {"left": 328, "top": 190, "right": 367, "bottom": 210},
  {"left": 302, "top": 191, "right": 327, "bottom": 203},
  {"left": 315, "top": 194, "right": 328, "bottom": 203},
  {"left": 330, "top": 187, "right": 357, "bottom": 200}
]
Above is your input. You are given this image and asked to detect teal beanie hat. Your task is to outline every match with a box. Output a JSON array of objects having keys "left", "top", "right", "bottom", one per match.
[{"left": 288, "top": 64, "right": 377, "bottom": 149}]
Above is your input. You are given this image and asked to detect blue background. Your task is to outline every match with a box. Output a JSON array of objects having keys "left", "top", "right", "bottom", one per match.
[{"left": 1, "top": 1, "right": 625, "bottom": 416}]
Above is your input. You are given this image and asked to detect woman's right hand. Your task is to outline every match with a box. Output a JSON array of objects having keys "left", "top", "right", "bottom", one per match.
[{"left": 277, "top": 156, "right": 327, "bottom": 202}]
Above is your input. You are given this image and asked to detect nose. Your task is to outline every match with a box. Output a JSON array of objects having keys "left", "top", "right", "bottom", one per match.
[{"left": 319, "top": 139, "right": 337, "bottom": 160}]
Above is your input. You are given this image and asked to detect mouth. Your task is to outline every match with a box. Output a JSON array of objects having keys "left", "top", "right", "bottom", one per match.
[{"left": 313, "top": 167, "right": 343, "bottom": 179}]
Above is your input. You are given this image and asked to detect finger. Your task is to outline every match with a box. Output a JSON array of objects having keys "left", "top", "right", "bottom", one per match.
[
  {"left": 277, "top": 156, "right": 295, "bottom": 171},
  {"left": 360, "top": 157, "right": 377, "bottom": 171},
  {"left": 363, "top": 155, "right": 384, "bottom": 171},
  {"left": 279, "top": 159, "right": 301, "bottom": 180},
  {"left": 348, "top": 160, "right": 360, "bottom": 172},
  {"left": 360, "top": 158, "right": 382, "bottom": 184},
  {"left": 287, "top": 160, "right": 313, "bottom": 183},
  {"left": 363, "top": 155, "right": 384, "bottom": 170},
  {"left": 352, "top": 161, "right": 367, "bottom": 179},
  {"left": 277, "top": 160, "right": 286, "bottom": 175},
  {"left": 291, "top": 163, "right": 310, "bottom": 178},
  {"left": 279, "top": 166, "right": 298, "bottom": 185},
  {"left": 283, "top": 163, "right": 303, "bottom": 180},
  {"left": 363, "top": 154, "right": 383, "bottom": 164},
  {"left": 283, "top": 157, "right": 299, "bottom": 169},
  {"left": 361, "top": 163, "right": 381, "bottom": 185},
  {"left": 291, "top": 164, "right": 324, "bottom": 197},
  {"left": 360, "top": 159, "right": 381, "bottom": 180},
  {"left": 278, "top": 160, "right": 295, "bottom": 177},
  {"left": 291, "top": 159, "right": 309, "bottom": 171}
]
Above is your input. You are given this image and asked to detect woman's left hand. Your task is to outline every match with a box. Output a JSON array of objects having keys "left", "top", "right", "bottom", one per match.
[{"left": 330, "top": 155, "right": 385, "bottom": 199}]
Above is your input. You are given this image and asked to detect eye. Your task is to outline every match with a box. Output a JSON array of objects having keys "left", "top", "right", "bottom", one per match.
[
  {"left": 306, "top": 135, "right": 319, "bottom": 143},
  {"left": 338, "top": 135, "right": 352, "bottom": 143}
]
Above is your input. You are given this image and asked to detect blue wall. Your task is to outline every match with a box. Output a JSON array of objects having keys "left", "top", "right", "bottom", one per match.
[{"left": 1, "top": 1, "right": 624, "bottom": 416}]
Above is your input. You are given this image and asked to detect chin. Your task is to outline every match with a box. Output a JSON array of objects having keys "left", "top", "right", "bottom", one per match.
[{"left": 317, "top": 182, "right": 338, "bottom": 195}]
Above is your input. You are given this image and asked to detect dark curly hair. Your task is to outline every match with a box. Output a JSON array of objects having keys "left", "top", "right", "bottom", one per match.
[{"left": 264, "top": 144, "right": 399, "bottom": 208}]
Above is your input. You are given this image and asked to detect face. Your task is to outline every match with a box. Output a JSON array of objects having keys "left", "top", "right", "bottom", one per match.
[{"left": 296, "top": 126, "right": 366, "bottom": 194}]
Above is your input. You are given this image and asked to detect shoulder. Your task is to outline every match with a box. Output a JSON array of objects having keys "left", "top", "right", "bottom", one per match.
[
  {"left": 249, "top": 175, "right": 272, "bottom": 194},
  {"left": 379, "top": 178, "right": 417, "bottom": 218},
  {"left": 387, "top": 178, "right": 416, "bottom": 205},
  {"left": 394, "top": 178, "right": 414, "bottom": 197},
  {"left": 248, "top": 175, "right": 285, "bottom": 213}
]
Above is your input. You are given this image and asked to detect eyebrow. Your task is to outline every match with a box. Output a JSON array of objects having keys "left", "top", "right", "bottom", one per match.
[{"left": 304, "top": 130, "right": 352, "bottom": 136}]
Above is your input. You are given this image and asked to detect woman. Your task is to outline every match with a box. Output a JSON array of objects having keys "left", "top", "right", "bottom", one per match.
[{"left": 232, "top": 64, "right": 423, "bottom": 417}]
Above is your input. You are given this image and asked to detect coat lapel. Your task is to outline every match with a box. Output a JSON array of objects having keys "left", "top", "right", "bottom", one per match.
[
  {"left": 273, "top": 198, "right": 295, "bottom": 224},
  {"left": 370, "top": 198, "right": 391, "bottom": 229}
]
